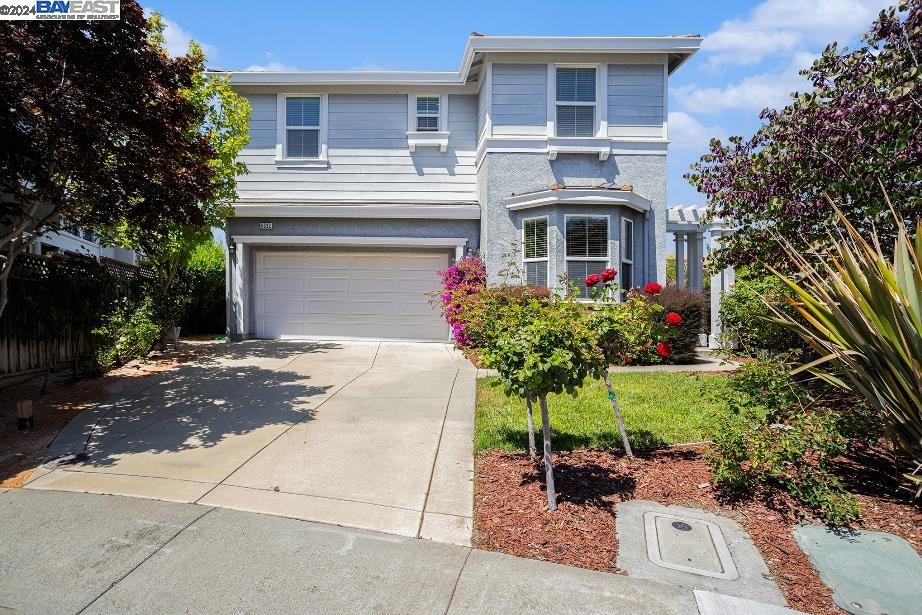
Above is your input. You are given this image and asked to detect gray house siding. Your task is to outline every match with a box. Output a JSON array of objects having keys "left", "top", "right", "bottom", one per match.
[
  {"left": 478, "top": 152, "right": 666, "bottom": 289},
  {"left": 491, "top": 64, "right": 547, "bottom": 136},
  {"left": 477, "top": 71, "right": 489, "bottom": 140},
  {"left": 607, "top": 64, "right": 665, "bottom": 139},
  {"left": 236, "top": 93, "right": 478, "bottom": 204}
]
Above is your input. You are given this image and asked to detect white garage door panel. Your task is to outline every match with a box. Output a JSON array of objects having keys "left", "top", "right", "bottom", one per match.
[{"left": 254, "top": 250, "right": 449, "bottom": 341}]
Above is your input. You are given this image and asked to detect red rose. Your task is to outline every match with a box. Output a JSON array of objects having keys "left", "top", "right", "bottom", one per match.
[
  {"left": 643, "top": 282, "right": 663, "bottom": 295},
  {"left": 585, "top": 273, "right": 601, "bottom": 287},
  {"left": 665, "top": 312, "right": 683, "bottom": 326},
  {"left": 656, "top": 342, "right": 671, "bottom": 358},
  {"left": 600, "top": 267, "right": 617, "bottom": 282}
]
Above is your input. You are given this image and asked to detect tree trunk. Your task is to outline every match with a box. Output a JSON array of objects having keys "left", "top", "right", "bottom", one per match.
[
  {"left": 604, "top": 371, "right": 634, "bottom": 458},
  {"left": 0, "top": 273, "right": 8, "bottom": 322},
  {"left": 525, "top": 396, "right": 537, "bottom": 460},
  {"left": 539, "top": 395, "right": 557, "bottom": 512}
]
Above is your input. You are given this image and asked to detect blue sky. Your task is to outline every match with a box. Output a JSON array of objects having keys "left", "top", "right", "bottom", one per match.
[{"left": 146, "top": 0, "right": 893, "bottom": 207}]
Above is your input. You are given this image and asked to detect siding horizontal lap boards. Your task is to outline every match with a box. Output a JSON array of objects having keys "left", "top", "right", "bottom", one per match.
[
  {"left": 237, "top": 93, "right": 477, "bottom": 203},
  {"left": 607, "top": 64, "right": 664, "bottom": 138},
  {"left": 491, "top": 64, "right": 546, "bottom": 136}
]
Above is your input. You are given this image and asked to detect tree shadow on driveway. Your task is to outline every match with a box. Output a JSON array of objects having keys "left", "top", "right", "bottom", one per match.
[{"left": 43, "top": 341, "right": 351, "bottom": 473}]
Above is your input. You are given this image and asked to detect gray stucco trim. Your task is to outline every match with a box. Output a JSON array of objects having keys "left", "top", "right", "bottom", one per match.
[{"left": 478, "top": 152, "right": 666, "bottom": 289}]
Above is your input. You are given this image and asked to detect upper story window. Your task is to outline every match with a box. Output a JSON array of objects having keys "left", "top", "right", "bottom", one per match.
[
  {"left": 285, "top": 96, "right": 321, "bottom": 158},
  {"left": 556, "top": 67, "right": 596, "bottom": 137},
  {"left": 565, "top": 215, "right": 608, "bottom": 299},
  {"left": 620, "top": 217, "right": 635, "bottom": 290},
  {"left": 416, "top": 96, "right": 440, "bottom": 132},
  {"left": 523, "top": 217, "right": 548, "bottom": 287}
]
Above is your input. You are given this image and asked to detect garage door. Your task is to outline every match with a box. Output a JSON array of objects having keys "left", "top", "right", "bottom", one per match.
[{"left": 253, "top": 250, "right": 449, "bottom": 341}]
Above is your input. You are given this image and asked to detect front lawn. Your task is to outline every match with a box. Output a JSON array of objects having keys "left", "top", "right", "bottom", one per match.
[{"left": 475, "top": 372, "right": 730, "bottom": 452}]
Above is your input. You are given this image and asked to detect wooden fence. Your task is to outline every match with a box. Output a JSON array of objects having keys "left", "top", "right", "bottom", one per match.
[{"left": 0, "top": 252, "right": 153, "bottom": 381}]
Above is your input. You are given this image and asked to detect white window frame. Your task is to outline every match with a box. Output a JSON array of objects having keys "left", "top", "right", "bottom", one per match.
[
  {"left": 407, "top": 93, "right": 450, "bottom": 152},
  {"left": 549, "top": 64, "right": 605, "bottom": 139},
  {"left": 621, "top": 217, "right": 635, "bottom": 289},
  {"left": 414, "top": 95, "right": 441, "bottom": 132},
  {"left": 276, "top": 93, "right": 329, "bottom": 167},
  {"left": 522, "top": 215, "right": 549, "bottom": 286},
  {"left": 564, "top": 214, "right": 610, "bottom": 299}
]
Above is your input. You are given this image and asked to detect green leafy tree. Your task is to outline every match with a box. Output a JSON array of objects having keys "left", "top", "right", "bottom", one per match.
[
  {"left": 0, "top": 0, "right": 219, "bottom": 319},
  {"left": 105, "top": 14, "right": 250, "bottom": 328},
  {"left": 481, "top": 294, "right": 605, "bottom": 511},
  {"left": 687, "top": 1, "right": 922, "bottom": 271}
]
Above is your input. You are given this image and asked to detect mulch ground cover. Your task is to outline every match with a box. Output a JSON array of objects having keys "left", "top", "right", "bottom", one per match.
[
  {"left": 474, "top": 444, "right": 921, "bottom": 615},
  {"left": 0, "top": 340, "right": 217, "bottom": 488}
]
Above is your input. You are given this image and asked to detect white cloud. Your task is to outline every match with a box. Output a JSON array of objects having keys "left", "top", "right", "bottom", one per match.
[
  {"left": 702, "top": 0, "right": 891, "bottom": 66},
  {"left": 674, "top": 51, "right": 815, "bottom": 114},
  {"left": 668, "top": 111, "right": 725, "bottom": 153},
  {"left": 244, "top": 53, "right": 300, "bottom": 72},
  {"left": 159, "top": 16, "right": 216, "bottom": 59}
]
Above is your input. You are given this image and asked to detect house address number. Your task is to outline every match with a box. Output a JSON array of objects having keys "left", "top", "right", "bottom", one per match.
[{"left": 259, "top": 221, "right": 273, "bottom": 230}]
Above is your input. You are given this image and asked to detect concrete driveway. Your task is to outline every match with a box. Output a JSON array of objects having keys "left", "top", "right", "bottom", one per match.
[{"left": 24, "top": 341, "right": 475, "bottom": 545}]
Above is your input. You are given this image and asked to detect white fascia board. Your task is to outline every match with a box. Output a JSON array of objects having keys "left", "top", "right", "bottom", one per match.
[
  {"left": 475, "top": 136, "right": 668, "bottom": 167},
  {"left": 222, "top": 71, "right": 464, "bottom": 86},
  {"left": 233, "top": 203, "right": 480, "bottom": 220},
  {"left": 232, "top": 235, "right": 469, "bottom": 248},
  {"left": 213, "top": 35, "right": 701, "bottom": 87},
  {"left": 503, "top": 189, "right": 653, "bottom": 213}
]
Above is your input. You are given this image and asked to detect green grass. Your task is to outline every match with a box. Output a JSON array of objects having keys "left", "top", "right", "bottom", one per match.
[{"left": 475, "top": 372, "right": 731, "bottom": 453}]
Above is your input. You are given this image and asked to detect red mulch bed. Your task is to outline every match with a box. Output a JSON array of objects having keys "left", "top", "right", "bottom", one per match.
[{"left": 474, "top": 444, "right": 921, "bottom": 615}]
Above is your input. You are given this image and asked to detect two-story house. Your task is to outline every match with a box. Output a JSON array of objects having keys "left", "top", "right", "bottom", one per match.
[{"left": 223, "top": 35, "right": 701, "bottom": 341}]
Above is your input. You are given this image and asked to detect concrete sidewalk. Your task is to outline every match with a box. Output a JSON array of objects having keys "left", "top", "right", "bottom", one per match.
[{"left": 0, "top": 489, "right": 698, "bottom": 615}]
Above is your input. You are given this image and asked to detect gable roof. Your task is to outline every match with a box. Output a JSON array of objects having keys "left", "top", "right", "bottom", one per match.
[{"left": 215, "top": 34, "right": 701, "bottom": 86}]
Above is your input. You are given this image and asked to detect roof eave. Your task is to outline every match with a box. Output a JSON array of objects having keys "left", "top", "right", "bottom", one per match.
[{"left": 214, "top": 35, "right": 702, "bottom": 86}]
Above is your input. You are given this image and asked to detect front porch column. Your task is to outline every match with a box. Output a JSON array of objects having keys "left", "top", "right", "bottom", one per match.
[
  {"left": 708, "top": 229, "right": 735, "bottom": 349},
  {"left": 688, "top": 232, "right": 705, "bottom": 291},
  {"left": 674, "top": 233, "right": 686, "bottom": 288}
]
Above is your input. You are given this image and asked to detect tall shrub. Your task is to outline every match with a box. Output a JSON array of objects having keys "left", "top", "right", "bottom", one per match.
[
  {"left": 769, "top": 210, "right": 922, "bottom": 491},
  {"left": 719, "top": 274, "right": 803, "bottom": 356},
  {"left": 655, "top": 285, "right": 706, "bottom": 363},
  {"left": 435, "top": 256, "right": 486, "bottom": 346},
  {"left": 176, "top": 239, "right": 226, "bottom": 335}
]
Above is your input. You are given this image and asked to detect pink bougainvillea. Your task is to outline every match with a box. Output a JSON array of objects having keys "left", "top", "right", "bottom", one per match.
[{"left": 436, "top": 256, "right": 486, "bottom": 347}]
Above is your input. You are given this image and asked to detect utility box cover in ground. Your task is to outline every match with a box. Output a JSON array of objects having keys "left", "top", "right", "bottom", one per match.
[{"left": 793, "top": 525, "right": 922, "bottom": 615}]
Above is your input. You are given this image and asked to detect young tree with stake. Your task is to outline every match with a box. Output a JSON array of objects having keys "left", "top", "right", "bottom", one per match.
[{"left": 481, "top": 293, "right": 605, "bottom": 511}]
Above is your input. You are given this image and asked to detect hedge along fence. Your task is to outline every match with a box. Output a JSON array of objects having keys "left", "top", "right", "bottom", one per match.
[{"left": 0, "top": 252, "right": 153, "bottom": 380}]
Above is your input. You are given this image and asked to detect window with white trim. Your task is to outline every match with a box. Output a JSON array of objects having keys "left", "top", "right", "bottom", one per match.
[
  {"left": 285, "top": 96, "right": 321, "bottom": 158},
  {"left": 416, "top": 96, "right": 440, "bottom": 132},
  {"left": 523, "top": 217, "right": 548, "bottom": 287},
  {"left": 556, "top": 67, "right": 596, "bottom": 137},
  {"left": 565, "top": 215, "right": 609, "bottom": 299},
  {"left": 621, "top": 217, "right": 635, "bottom": 290}
]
